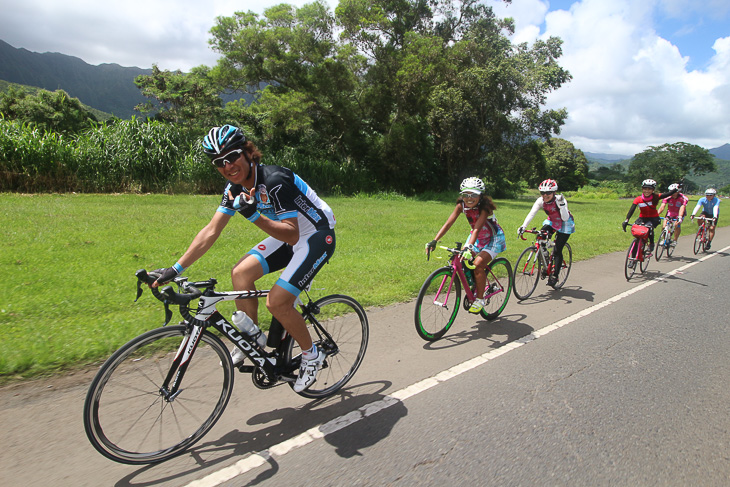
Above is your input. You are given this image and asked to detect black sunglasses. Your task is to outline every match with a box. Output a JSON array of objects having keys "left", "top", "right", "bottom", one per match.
[
  {"left": 211, "top": 149, "right": 244, "bottom": 168},
  {"left": 540, "top": 191, "right": 555, "bottom": 195}
]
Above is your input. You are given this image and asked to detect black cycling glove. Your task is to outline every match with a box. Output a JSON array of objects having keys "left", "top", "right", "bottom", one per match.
[
  {"left": 233, "top": 193, "right": 259, "bottom": 221},
  {"left": 150, "top": 267, "right": 179, "bottom": 285},
  {"left": 622, "top": 220, "right": 628, "bottom": 232}
]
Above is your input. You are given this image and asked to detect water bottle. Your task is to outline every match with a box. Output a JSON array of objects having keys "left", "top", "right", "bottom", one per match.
[
  {"left": 232, "top": 311, "right": 267, "bottom": 348},
  {"left": 464, "top": 267, "right": 475, "bottom": 288}
]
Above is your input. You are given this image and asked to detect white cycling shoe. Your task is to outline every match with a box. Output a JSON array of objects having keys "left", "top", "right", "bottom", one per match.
[{"left": 293, "top": 347, "right": 326, "bottom": 392}]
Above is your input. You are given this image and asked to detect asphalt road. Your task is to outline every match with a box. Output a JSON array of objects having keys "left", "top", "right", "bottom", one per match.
[{"left": 2, "top": 227, "right": 728, "bottom": 487}]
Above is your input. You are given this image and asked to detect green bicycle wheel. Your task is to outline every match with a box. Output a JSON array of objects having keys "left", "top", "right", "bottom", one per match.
[
  {"left": 480, "top": 257, "right": 512, "bottom": 320},
  {"left": 414, "top": 266, "right": 461, "bottom": 341}
]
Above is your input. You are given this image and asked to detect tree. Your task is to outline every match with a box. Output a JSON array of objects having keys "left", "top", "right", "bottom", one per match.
[
  {"left": 537, "top": 138, "right": 589, "bottom": 191},
  {"left": 0, "top": 87, "right": 97, "bottom": 135},
  {"left": 201, "top": 0, "right": 570, "bottom": 193},
  {"left": 134, "top": 65, "right": 223, "bottom": 132},
  {"left": 627, "top": 142, "right": 716, "bottom": 190}
]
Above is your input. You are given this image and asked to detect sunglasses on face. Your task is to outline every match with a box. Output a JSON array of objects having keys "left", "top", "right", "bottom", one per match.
[
  {"left": 211, "top": 149, "right": 244, "bottom": 168},
  {"left": 540, "top": 191, "right": 555, "bottom": 195},
  {"left": 460, "top": 193, "right": 479, "bottom": 199}
]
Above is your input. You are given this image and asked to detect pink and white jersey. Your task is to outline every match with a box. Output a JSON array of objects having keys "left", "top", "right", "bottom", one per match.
[
  {"left": 663, "top": 194, "right": 688, "bottom": 218},
  {"left": 463, "top": 206, "right": 502, "bottom": 242}
]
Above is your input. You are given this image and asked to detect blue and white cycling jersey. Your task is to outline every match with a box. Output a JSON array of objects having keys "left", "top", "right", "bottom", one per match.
[
  {"left": 692, "top": 196, "right": 720, "bottom": 218},
  {"left": 217, "top": 164, "right": 336, "bottom": 235}
]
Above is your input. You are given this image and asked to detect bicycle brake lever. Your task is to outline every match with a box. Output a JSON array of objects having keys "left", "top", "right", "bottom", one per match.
[
  {"left": 135, "top": 279, "right": 144, "bottom": 302},
  {"left": 162, "top": 302, "right": 172, "bottom": 326}
]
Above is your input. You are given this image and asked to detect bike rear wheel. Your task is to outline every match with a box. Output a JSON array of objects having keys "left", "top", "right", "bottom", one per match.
[
  {"left": 513, "top": 246, "right": 540, "bottom": 300},
  {"left": 693, "top": 227, "right": 704, "bottom": 254},
  {"left": 551, "top": 243, "right": 572, "bottom": 289},
  {"left": 289, "top": 294, "right": 369, "bottom": 399},
  {"left": 639, "top": 240, "right": 650, "bottom": 273},
  {"left": 414, "top": 266, "right": 461, "bottom": 341},
  {"left": 625, "top": 239, "right": 639, "bottom": 281},
  {"left": 479, "top": 257, "right": 512, "bottom": 320},
  {"left": 83, "top": 326, "right": 234, "bottom": 465}
]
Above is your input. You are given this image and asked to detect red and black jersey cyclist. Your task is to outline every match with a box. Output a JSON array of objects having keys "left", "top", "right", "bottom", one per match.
[{"left": 622, "top": 179, "right": 678, "bottom": 252}]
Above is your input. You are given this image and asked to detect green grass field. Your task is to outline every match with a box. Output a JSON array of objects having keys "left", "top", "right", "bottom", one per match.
[{"left": 0, "top": 192, "right": 724, "bottom": 382}]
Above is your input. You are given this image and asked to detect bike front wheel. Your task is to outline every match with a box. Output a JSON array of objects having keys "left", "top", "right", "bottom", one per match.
[
  {"left": 414, "top": 266, "right": 461, "bottom": 341},
  {"left": 693, "top": 227, "right": 704, "bottom": 254},
  {"left": 513, "top": 246, "right": 540, "bottom": 300},
  {"left": 480, "top": 257, "right": 512, "bottom": 320},
  {"left": 290, "top": 294, "right": 369, "bottom": 399},
  {"left": 83, "top": 325, "right": 234, "bottom": 465},
  {"left": 551, "top": 243, "right": 573, "bottom": 289}
]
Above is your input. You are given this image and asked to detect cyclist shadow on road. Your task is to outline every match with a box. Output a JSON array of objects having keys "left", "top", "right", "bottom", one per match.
[
  {"left": 513, "top": 285, "right": 596, "bottom": 305},
  {"left": 420, "top": 314, "right": 534, "bottom": 352},
  {"left": 114, "top": 380, "right": 405, "bottom": 487}
]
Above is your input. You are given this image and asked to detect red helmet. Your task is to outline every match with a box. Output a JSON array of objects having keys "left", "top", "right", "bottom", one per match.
[{"left": 538, "top": 179, "right": 558, "bottom": 192}]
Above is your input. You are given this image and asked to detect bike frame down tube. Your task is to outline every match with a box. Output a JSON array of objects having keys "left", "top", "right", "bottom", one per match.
[
  {"left": 207, "top": 311, "right": 278, "bottom": 380},
  {"left": 452, "top": 257, "right": 477, "bottom": 301}
]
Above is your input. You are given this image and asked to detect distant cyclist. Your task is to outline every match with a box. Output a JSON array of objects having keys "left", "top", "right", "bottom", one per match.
[
  {"left": 622, "top": 179, "right": 678, "bottom": 252},
  {"left": 690, "top": 188, "right": 721, "bottom": 250},
  {"left": 517, "top": 179, "right": 575, "bottom": 288},
  {"left": 425, "top": 177, "right": 506, "bottom": 314},
  {"left": 656, "top": 183, "right": 687, "bottom": 247},
  {"left": 150, "top": 125, "right": 336, "bottom": 393}
]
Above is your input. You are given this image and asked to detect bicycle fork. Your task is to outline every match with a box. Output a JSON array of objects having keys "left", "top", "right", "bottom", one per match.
[
  {"left": 160, "top": 324, "right": 205, "bottom": 401},
  {"left": 433, "top": 273, "right": 456, "bottom": 308}
]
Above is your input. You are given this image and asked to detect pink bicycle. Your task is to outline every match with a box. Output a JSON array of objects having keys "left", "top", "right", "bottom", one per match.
[{"left": 414, "top": 242, "right": 513, "bottom": 341}]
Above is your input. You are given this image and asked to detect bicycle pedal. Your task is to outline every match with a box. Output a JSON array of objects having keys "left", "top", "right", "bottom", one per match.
[{"left": 238, "top": 365, "right": 255, "bottom": 373}]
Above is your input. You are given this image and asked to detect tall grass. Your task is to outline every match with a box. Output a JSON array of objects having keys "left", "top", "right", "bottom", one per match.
[{"left": 0, "top": 118, "right": 373, "bottom": 195}]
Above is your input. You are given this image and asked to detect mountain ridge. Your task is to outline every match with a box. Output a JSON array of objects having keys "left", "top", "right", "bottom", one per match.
[{"left": 0, "top": 39, "right": 151, "bottom": 118}]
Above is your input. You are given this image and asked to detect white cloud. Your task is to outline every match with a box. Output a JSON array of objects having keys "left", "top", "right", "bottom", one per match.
[{"left": 491, "top": 0, "right": 730, "bottom": 154}]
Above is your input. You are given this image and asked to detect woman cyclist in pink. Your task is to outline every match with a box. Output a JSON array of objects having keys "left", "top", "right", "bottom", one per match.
[
  {"left": 656, "top": 183, "right": 687, "bottom": 247},
  {"left": 517, "top": 179, "right": 575, "bottom": 288},
  {"left": 425, "top": 177, "right": 506, "bottom": 314}
]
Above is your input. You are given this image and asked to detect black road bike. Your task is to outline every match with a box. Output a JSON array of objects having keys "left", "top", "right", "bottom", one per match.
[{"left": 83, "top": 270, "right": 368, "bottom": 465}]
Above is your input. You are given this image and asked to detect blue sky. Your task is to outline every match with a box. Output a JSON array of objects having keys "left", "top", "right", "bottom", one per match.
[{"left": 1, "top": 0, "right": 729, "bottom": 155}]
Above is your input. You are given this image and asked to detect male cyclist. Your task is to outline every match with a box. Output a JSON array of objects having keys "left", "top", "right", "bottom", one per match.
[
  {"left": 656, "top": 183, "right": 687, "bottom": 247},
  {"left": 690, "top": 188, "right": 721, "bottom": 250},
  {"left": 622, "top": 179, "right": 678, "bottom": 252},
  {"left": 150, "top": 125, "right": 336, "bottom": 392}
]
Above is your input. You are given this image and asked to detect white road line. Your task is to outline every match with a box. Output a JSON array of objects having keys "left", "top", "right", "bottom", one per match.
[{"left": 186, "top": 246, "right": 728, "bottom": 487}]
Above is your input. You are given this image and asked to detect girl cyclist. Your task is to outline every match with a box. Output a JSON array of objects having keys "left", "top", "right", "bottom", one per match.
[
  {"left": 517, "top": 179, "right": 575, "bottom": 288},
  {"left": 690, "top": 188, "right": 721, "bottom": 250},
  {"left": 622, "top": 179, "right": 678, "bottom": 252},
  {"left": 425, "top": 177, "right": 506, "bottom": 314},
  {"left": 656, "top": 183, "right": 687, "bottom": 247}
]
